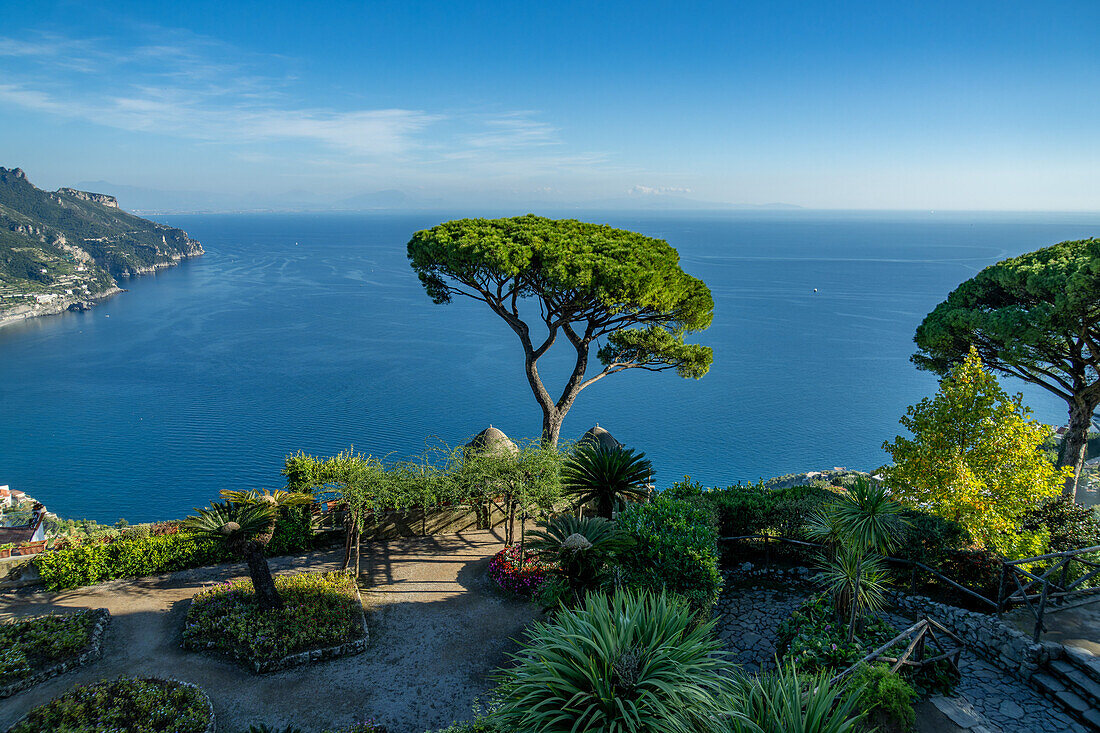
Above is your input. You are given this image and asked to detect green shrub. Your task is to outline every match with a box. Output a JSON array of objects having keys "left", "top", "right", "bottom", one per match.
[
  {"left": 183, "top": 571, "right": 364, "bottom": 665},
  {"left": 678, "top": 480, "right": 839, "bottom": 543},
  {"left": 853, "top": 664, "right": 917, "bottom": 731},
  {"left": 526, "top": 515, "right": 630, "bottom": 604},
  {"left": 896, "top": 510, "right": 969, "bottom": 567},
  {"left": 0, "top": 610, "right": 98, "bottom": 680},
  {"left": 35, "top": 509, "right": 313, "bottom": 590},
  {"left": 493, "top": 589, "right": 738, "bottom": 733},
  {"left": 8, "top": 677, "right": 210, "bottom": 733},
  {"left": 775, "top": 594, "right": 896, "bottom": 674},
  {"left": 731, "top": 664, "right": 866, "bottom": 733},
  {"left": 616, "top": 493, "right": 722, "bottom": 613},
  {"left": 1020, "top": 496, "right": 1100, "bottom": 553}
]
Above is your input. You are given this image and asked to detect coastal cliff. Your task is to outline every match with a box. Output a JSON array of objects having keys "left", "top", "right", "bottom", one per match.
[{"left": 0, "top": 167, "right": 203, "bottom": 328}]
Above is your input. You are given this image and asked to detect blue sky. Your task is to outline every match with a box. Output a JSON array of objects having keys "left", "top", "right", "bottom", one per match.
[{"left": 1, "top": 1, "right": 1097, "bottom": 210}]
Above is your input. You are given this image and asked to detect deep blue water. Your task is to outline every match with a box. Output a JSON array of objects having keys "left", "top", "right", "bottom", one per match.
[{"left": 1, "top": 211, "right": 1097, "bottom": 523}]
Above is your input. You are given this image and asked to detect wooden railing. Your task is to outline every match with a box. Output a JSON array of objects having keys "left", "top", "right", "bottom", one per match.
[
  {"left": 720, "top": 533, "right": 999, "bottom": 610},
  {"left": 999, "top": 543, "right": 1100, "bottom": 642},
  {"left": 831, "top": 618, "right": 964, "bottom": 684},
  {"left": 723, "top": 533, "right": 1100, "bottom": 642}
]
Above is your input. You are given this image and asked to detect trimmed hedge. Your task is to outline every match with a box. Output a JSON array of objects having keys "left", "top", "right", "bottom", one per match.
[
  {"left": 35, "top": 510, "right": 313, "bottom": 590},
  {"left": 616, "top": 494, "right": 721, "bottom": 614}
]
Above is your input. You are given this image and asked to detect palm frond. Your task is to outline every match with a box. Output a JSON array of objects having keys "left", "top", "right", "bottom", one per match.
[
  {"left": 220, "top": 488, "right": 313, "bottom": 508},
  {"left": 562, "top": 444, "right": 653, "bottom": 519},
  {"left": 183, "top": 501, "right": 277, "bottom": 549}
]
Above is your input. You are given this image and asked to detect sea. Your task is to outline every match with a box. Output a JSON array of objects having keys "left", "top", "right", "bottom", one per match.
[{"left": 1, "top": 210, "right": 1097, "bottom": 523}]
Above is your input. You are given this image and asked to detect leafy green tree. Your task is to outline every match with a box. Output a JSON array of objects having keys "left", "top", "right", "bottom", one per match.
[
  {"left": 912, "top": 238, "right": 1100, "bottom": 499},
  {"left": 407, "top": 215, "right": 714, "bottom": 446},
  {"left": 882, "top": 349, "right": 1069, "bottom": 555},
  {"left": 562, "top": 443, "right": 653, "bottom": 519},
  {"left": 454, "top": 439, "right": 563, "bottom": 546}
]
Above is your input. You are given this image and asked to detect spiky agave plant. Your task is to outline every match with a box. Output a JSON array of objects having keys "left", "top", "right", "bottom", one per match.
[
  {"left": 184, "top": 501, "right": 285, "bottom": 610},
  {"left": 526, "top": 515, "right": 631, "bottom": 604},
  {"left": 562, "top": 443, "right": 653, "bottom": 519},
  {"left": 730, "top": 663, "right": 865, "bottom": 733},
  {"left": 493, "top": 588, "right": 741, "bottom": 733}
]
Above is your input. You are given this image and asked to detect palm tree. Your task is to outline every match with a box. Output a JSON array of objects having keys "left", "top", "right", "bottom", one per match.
[
  {"left": 562, "top": 443, "right": 652, "bottom": 519},
  {"left": 809, "top": 478, "right": 905, "bottom": 641},
  {"left": 526, "top": 515, "right": 631, "bottom": 603},
  {"left": 184, "top": 489, "right": 312, "bottom": 611}
]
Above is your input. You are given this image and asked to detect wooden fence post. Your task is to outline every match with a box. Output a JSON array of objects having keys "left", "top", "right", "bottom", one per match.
[{"left": 1034, "top": 580, "right": 1049, "bottom": 643}]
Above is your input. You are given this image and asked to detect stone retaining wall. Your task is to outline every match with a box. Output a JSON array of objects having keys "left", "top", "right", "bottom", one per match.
[
  {"left": 889, "top": 591, "right": 1060, "bottom": 679},
  {"left": 0, "top": 608, "right": 111, "bottom": 698}
]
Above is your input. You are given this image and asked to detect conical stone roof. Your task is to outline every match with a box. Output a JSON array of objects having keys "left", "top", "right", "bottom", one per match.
[
  {"left": 464, "top": 425, "right": 520, "bottom": 456},
  {"left": 579, "top": 424, "right": 623, "bottom": 452}
]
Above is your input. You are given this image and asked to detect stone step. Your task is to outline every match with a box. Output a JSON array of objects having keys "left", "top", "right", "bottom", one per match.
[
  {"left": 1031, "top": 672, "right": 1100, "bottom": 731},
  {"left": 1052, "top": 660, "right": 1100, "bottom": 706},
  {"left": 1065, "top": 647, "right": 1100, "bottom": 685}
]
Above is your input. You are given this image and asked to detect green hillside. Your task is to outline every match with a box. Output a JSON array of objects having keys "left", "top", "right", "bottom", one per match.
[{"left": 0, "top": 167, "right": 202, "bottom": 318}]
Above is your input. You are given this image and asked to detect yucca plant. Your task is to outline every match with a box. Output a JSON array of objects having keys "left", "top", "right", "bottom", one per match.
[
  {"left": 493, "top": 588, "right": 741, "bottom": 733},
  {"left": 185, "top": 490, "right": 310, "bottom": 611},
  {"left": 526, "top": 515, "right": 631, "bottom": 604},
  {"left": 730, "top": 664, "right": 865, "bottom": 733},
  {"left": 815, "top": 547, "right": 891, "bottom": 621},
  {"left": 562, "top": 443, "right": 653, "bottom": 519},
  {"left": 811, "top": 478, "right": 905, "bottom": 641}
]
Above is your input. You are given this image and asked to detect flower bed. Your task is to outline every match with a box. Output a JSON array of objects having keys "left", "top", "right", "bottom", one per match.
[
  {"left": 6, "top": 677, "right": 214, "bottom": 733},
  {"left": 182, "top": 571, "right": 367, "bottom": 673},
  {"left": 488, "top": 544, "right": 549, "bottom": 596},
  {"left": 0, "top": 608, "right": 110, "bottom": 697}
]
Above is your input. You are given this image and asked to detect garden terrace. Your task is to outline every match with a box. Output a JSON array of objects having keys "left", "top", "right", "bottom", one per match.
[{"left": 0, "top": 530, "right": 536, "bottom": 733}]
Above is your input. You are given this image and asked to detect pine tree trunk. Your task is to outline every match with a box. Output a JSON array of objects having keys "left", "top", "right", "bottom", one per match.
[
  {"left": 245, "top": 542, "right": 283, "bottom": 611},
  {"left": 1058, "top": 398, "right": 1097, "bottom": 501}
]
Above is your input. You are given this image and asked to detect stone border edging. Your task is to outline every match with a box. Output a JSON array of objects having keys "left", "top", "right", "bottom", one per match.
[
  {"left": 0, "top": 608, "right": 111, "bottom": 699},
  {"left": 185, "top": 578, "right": 370, "bottom": 674}
]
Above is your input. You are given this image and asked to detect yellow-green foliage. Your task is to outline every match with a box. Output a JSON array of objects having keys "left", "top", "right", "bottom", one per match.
[{"left": 882, "top": 349, "right": 1068, "bottom": 557}]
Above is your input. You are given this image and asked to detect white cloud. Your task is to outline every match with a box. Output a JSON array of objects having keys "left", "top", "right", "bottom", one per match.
[
  {"left": 629, "top": 185, "right": 693, "bottom": 195},
  {"left": 0, "top": 31, "right": 603, "bottom": 169}
]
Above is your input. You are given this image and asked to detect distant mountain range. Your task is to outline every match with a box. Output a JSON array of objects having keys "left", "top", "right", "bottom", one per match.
[
  {"left": 69, "top": 179, "right": 801, "bottom": 214},
  {"left": 0, "top": 167, "right": 203, "bottom": 327}
]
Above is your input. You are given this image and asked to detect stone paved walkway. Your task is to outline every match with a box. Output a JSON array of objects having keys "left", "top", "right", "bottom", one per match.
[
  {"left": 713, "top": 575, "right": 1087, "bottom": 733},
  {"left": 0, "top": 530, "right": 537, "bottom": 733}
]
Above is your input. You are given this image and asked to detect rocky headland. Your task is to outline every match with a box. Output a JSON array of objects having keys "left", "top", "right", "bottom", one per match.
[{"left": 0, "top": 167, "right": 203, "bottom": 329}]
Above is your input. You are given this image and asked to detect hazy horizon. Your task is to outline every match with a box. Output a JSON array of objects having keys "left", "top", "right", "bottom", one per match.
[{"left": 2, "top": 2, "right": 1098, "bottom": 212}]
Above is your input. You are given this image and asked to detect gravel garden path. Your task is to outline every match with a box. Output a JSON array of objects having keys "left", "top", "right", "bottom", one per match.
[
  {"left": 0, "top": 530, "right": 538, "bottom": 733},
  {"left": 713, "top": 574, "right": 1088, "bottom": 733}
]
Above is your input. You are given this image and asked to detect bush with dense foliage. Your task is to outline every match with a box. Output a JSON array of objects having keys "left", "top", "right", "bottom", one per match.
[
  {"left": 669, "top": 479, "right": 839, "bottom": 542},
  {"left": 882, "top": 348, "right": 1068, "bottom": 557},
  {"left": 492, "top": 588, "right": 738, "bottom": 733},
  {"left": 561, "top": 443, "right": 653, "bottom": 518},
  {"left": 0, "top": 609, "right": 98, "bottom": 679},
  {"left": 1020, "top": 496, "right": 1100, "bottom": 553},
  {"left": 615, "top": 493, "right": 722, "bottom": 613},
  {"left": 34, "top": 508, "right": 313, "bottom": 590},
  {"left": 7, "top": 677, "right": 211, "bottom": 733},
  {"left": 487, "top": 544, "right": 549, "bottom": 597},
  {"left": 182, "top": 571, "right": 363, "bottom": 665},
  {"left": 852, "top": 664, "right": 917, "bottom": 733}
]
